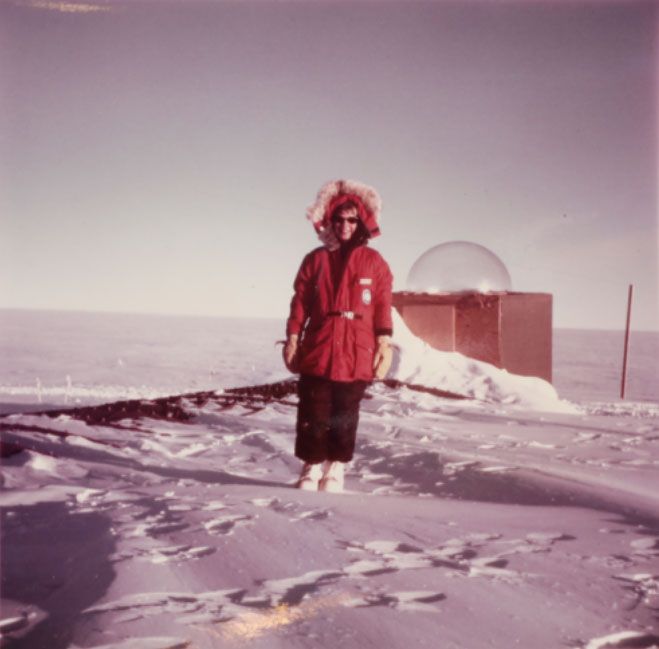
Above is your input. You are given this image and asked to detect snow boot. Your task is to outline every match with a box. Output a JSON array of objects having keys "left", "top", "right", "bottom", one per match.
[
  {"left": 319, "top": 461, "right": 345, "bottom": 493},
  {"left": 296, "top": 462, "right": 323, "bottom": 491}
]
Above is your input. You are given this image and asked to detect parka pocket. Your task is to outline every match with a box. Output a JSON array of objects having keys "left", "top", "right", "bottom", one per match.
[
  {"left": 353, "top": 329, "right": 375, "bottom": 377},
  {"left": 299, "top": 320, "right": 333, "bottom": 370}
]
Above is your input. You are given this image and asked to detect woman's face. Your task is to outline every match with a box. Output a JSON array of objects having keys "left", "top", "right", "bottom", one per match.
[{"left": 332, "top": 205, "right": 360, "bottom": 243}]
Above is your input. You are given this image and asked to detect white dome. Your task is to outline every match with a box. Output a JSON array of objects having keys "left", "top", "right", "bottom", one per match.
[{"left": 406, "top": 241, "right": 512, "bottom": 293}]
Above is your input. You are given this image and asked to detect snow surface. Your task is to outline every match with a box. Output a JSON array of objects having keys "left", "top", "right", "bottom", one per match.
[{"left": 1, "top": 310, "right": 658, "bottom": 649}]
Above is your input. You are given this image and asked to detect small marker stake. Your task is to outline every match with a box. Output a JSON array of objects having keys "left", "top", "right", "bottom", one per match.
[{"left": 620, "top": 284, "right": 633, "bottom": 399}]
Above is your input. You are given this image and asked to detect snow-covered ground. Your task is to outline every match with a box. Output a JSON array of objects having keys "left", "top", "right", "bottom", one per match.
[{"left": 1, "top": 309, "right": 658, "bottom": 649}]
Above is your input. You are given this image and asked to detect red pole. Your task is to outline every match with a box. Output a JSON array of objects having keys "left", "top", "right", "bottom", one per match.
[{"left": 620, "top": 284, "right": 633, "bottom": 399}]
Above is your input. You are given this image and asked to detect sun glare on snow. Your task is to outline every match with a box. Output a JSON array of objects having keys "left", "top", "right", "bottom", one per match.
[{"left": 195, "top": 593, "right": 352, "bottom": 642}]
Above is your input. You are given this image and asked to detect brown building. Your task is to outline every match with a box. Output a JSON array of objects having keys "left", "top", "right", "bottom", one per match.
[{"left": 393, "top": 291, "right": 553, "bottom": 383}]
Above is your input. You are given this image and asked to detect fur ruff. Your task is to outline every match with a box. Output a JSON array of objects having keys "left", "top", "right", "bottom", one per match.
[{"left": 306, "top": 179, "right": 382, "bottom": 250}]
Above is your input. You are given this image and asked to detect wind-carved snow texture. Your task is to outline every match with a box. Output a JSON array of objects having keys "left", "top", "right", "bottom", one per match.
[{"left": 1, "top": 378, "right": 658, "bottom": 649}]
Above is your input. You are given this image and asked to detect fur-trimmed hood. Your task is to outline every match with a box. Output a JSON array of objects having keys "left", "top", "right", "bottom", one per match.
[{"left": 306, "top": 179, "right": 382, "bottom": 250}]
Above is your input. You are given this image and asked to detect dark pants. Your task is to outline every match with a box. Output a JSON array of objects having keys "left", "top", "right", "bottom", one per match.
[{"left": 295, "top": 374, "right": 368, "bottom": 463}]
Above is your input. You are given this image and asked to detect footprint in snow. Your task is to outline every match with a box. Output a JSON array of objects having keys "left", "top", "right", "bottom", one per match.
[
  {"left": 249, "top": 497, "right": 295, "bottom": 512},
  {"left": 139, "top": 544, "right": 216, "bottom": 564},
  {"left": 573, "top": 432, "right": 601, "bottom": 443},
  {"left": 202, "top": 500, "right": 228, "bottom": 511},
  {"left": 121, "top": 516, "right": 189, "bottom": 539},
  {"left": 126, "top": 508, "right": 190, "bottom": 537},
  {"left": 344, "top": 589, "right": 446, "bottom": 612},
  {"left": 504, "top": 532, "right": 576, "bottom": 555},
  {"left": 249, "top": 497, "right": 279, "bottom": 508},
  {"left": 248, "top": 496, "right": 327, "bottom": 520},
  {"left": 290, "top": 509, "right": 331, "bottom": 522},
  {"left": 84, "top": 588, "right": 243, "bottom": 624},
  {"left": 525, "top": 532, "right": 577, "bottom": 545},
  {"left": 241, "top": 431, "right": 279, "bottom": 454},
  {"left": 338, "top": 536, "right": 513, "bottom": 580},
  {"left": 243, "top": 569, "right": 344, "bottom": 608},
  {"left": 203, "top": 513, "right": 255, "bottom": 536}
]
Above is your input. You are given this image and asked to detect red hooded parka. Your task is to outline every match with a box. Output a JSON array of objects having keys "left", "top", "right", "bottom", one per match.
[{"left": 286, "top": 180, "right": 393, "bottom": 382}]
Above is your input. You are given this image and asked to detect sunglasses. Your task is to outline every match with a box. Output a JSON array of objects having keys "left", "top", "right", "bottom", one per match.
[{"left": 332, "top": 216, "right": 360, "bottom": 225}]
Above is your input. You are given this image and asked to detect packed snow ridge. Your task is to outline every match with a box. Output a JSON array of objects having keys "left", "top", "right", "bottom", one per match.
[{"left": 389, "top": 311, "right": 576, "bottom": 413}]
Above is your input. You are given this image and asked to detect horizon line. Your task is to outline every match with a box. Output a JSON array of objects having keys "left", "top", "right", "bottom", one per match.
[{"left": 1, "top": 305, "right": 657, "bottom": 334}]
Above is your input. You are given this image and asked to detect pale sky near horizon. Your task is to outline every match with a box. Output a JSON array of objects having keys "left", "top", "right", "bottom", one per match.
[{"left": 1, "top": 0, "right": 657, "bottom": 331}]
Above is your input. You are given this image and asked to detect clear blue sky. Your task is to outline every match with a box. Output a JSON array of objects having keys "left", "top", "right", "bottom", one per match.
[{"left": 1, "top": 0, "right": 657, "bottom": 330}]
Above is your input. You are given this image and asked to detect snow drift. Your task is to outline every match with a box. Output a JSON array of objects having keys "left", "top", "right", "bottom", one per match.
[{"left": 389, "top": 310, "right": 576, "bottom": 413}]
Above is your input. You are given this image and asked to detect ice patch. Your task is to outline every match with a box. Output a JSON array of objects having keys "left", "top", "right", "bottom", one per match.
[
  {"left": 630, "top": 537, "right": 658, "bottom": 552},
  {"left": 0, "top": 602, "right": 47, "bottom": 641},
  {"left": 362, "top": 540, "right": 400, "bottom": 554},
  {"left": 0, "top": 615, "right": 29, "bottom": 634},
  {"left": 76, "top": 488, "right": 104, "bottom": 503},
  {"left": 25, "top": 451, "right": 89, "bottom": 479},
  {"left": 0, "top": 484, "right": 91, "bottom": 507},
  {"left": 583, "top": 630, "right": 659, "bottom": 649},
  {"left": 343, "top": 560, "right": 386, "bottom": 575},
  {"left": 479, "top": 465, "right": 512, "bottom": 473},
  {"left": 528, "top": 441, "right": 557, "bottom": 449}
]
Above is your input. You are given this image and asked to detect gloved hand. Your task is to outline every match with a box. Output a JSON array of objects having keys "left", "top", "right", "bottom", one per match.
[
  {"left": 283, "top": 334, "right": 299, "bottom": 373},
  {"left": 373, "top": 335, "right": 393, "bottom": 380}
]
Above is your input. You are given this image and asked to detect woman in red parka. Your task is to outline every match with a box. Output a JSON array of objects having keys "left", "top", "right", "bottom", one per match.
[{"left": 284, "top": 179, "right": 393, "bottom": 493}]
